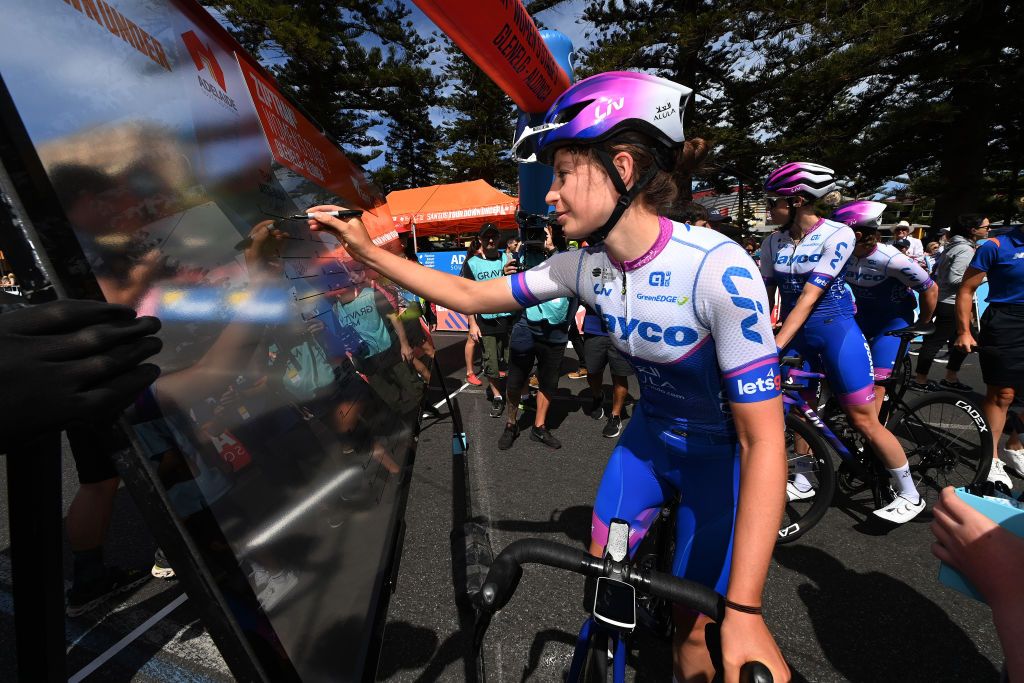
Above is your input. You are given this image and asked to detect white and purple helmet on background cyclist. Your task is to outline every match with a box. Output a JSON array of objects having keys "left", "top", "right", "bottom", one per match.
[
  {"left": 764, "top": 162, "right": 838, "bottom": 199},
  {"left": 512, "top": 71, "right": 693, "bottom": 165},
  {"left": 832, "top": 200, "right": 886, "bottom": 230}
]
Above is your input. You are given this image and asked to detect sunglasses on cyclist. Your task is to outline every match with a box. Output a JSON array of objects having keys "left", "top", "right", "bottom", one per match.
[{"left": 765, "top": 196, "right": 790, "bottom": 209}]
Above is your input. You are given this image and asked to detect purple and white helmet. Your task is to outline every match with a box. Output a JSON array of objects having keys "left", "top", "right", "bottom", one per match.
[
  {"left": 831, "top": 200, "right": 886, "bottom": 229},
  {"left": 764, "top": 162, "right": 837, "bottom": 199},
  {"left": 512, "top": 71, "right": 693, "bottom": 165}
]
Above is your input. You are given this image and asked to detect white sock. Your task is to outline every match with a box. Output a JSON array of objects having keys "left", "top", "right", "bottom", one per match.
[
  {"left": 791, "top": 472, "right": 813, "bottom": 492},
  {"left": 888, "top": 463, "right": 920, "bottom": 503}
]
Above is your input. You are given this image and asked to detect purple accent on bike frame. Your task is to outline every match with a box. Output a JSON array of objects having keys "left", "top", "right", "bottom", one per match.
[{"left": 590, "top": 507, "right": 660, "bottom": 552}]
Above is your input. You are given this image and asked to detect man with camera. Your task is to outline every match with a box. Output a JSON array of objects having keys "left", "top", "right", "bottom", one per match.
[
  {"left": 462, "top": 224, "right": 516, "bottom": 417},
  {"left": 498, "top": 219, "right": 575, "bottom": 450}
]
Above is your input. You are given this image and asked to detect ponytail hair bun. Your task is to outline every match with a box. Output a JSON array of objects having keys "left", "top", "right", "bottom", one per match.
[{"left": 676, "top": 137, "right": 709, "bottom": 175}]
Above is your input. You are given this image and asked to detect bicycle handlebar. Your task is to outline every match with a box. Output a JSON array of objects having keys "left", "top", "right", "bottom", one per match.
[{"left": 477, "top": 538, "right": 772, "bottom": 682}]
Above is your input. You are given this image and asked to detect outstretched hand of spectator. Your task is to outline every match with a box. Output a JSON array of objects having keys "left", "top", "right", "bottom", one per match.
[{"left": 0, "top": 300, "right": 162, "bottom": 441}]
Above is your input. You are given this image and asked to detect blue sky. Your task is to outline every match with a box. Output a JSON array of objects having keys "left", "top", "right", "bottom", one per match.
[{"left": 358, "top": 0, "right": 593, "bottom": 170}]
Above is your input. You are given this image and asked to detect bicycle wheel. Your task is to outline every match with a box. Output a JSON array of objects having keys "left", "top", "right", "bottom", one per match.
[
  {"left": 886, "top": 391, "right": 993, "bottom": 505},
  {"left": 778, "top": 413, "right": 836, "bottom": 544}
]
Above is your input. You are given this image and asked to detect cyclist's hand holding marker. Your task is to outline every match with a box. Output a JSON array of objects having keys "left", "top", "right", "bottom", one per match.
[
  {"left": 721, "top": 604, "right": 790, "bottom": 682},
  {"left": 954, "top": 329, "right": 978, "bottom": 354},
  {"left": 305, "top": 205, "right": 373, "bottom": 259}
]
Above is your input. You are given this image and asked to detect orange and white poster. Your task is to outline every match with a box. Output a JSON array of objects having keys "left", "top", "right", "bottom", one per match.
[{"left": 235, "top": 57, "right": 397, "bottom": 252}]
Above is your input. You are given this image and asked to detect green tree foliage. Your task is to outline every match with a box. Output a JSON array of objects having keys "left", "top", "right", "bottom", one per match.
[
  {"left": 576, "top": 0, "right": 1024, "bottom": 226},
  {"left": 435, "top": 42, "right": 519, "bottom": 193},
  {"left": 206, "top": 0, "right": 442, "bottom": 184}
]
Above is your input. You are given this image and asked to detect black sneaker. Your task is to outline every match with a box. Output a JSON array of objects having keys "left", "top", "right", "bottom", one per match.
[
  {"left": 586, "top": 396, "right": 605, "bottom": 420},
  {"left": 489, "top": 395, "right": 506, "bottom": 418},
  {"left": 530, "top": 425, "right": 562, "bottom": 449},
  {"left": 939, "top": 379, "right": 972, "bottom": 393},
  {"left": 67, "top": 567, "right": 148, "bottom": 617},
  {"left": 602, "top": 415, "right": 623, "bottom": 438},
  {"left": 909, "top": 380, "right": 939, "bottom": 392},
  {"left": 498, "top": 423, "right": 520, "bottom": 450}
]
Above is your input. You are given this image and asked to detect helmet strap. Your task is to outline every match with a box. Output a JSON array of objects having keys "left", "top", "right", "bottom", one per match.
[{"left": 587, "top": 147, "right": 659, "bottom": 245}]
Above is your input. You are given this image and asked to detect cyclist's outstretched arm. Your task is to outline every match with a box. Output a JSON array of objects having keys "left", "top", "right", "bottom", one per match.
[
  {"left": 726, "top": 397, "right": 790, "bottom": 683},
  {"left": 305, "top": 207, "right": 522, "bottom": 315}
]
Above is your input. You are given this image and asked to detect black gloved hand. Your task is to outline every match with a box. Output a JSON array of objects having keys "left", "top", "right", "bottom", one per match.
[{"left": 0, "top": 299, "right": 162, "bottom": 441}]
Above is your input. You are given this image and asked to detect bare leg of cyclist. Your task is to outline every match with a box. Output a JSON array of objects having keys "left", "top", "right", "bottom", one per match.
[
  {"left": 845, "top": 401, "right": 922, "bottom": 510},
  {"left": 982, "top": 385, "right": 1016, "bottom": 462},
  {"left": 873, "top": 383, "right": 887, "bottom": 415},
  {"left": 671, "top": 607, "right": 714, "bottom": 682}
]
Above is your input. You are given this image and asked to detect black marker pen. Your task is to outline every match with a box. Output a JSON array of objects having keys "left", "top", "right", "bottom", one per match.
[{"left": 292, "top": 209, "right": 363, "bottom": 220}]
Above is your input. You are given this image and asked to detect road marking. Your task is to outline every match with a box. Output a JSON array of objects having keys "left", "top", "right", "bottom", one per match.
[
  {"left": 68, "top": 592, "right": 188, "bottom": 683},
  {"left": 433, "top": 381, "right": 470, "bottom": 410}
]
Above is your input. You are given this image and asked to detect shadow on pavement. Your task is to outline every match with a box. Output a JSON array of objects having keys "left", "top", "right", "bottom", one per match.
[
  {"left": 774, "top": 544, "right": 999, "bottom": 682},
  {"left": 488, "top": 505, "right": 593, "bottom": 548}
]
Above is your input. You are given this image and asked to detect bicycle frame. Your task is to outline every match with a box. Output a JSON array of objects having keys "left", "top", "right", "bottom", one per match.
[
  {"left": 566, "top": 617, "right": 628, "bottom": 682},
  {"left": 781, "top": 331, "right": 919, "bottom": 509}
]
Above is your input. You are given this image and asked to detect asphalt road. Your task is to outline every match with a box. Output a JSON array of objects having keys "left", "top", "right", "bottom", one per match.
[{"left": 0, "top": 334, "right": 1010, "bottom": 681}]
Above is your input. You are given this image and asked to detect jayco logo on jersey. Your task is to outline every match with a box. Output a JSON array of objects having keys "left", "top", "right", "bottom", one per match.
[
  {"left": 721, "top": 266, "right": 764, "bottom": 344},
  {"left": 776, "top": 253, "right": 822, "bottom": 266},
  {"left": 601, "top": 314, "right": 698, "bottom": 347},
  {"left": 849, "top": 271, "right": 885, "bottom": 282},
  {"left": 736, "top": 368, "right": 780, "bottom": 396},
  {"left": 594, "top": 97, "right": 624, "bottom": 122},
  {"left": 649, "top": 271, "right": 671, "bottom": 287}
]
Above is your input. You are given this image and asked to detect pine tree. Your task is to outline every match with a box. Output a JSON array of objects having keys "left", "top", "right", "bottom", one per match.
[
  {"left": 435, "top": 43, "right": 519, "bottom": 193},
  {"left": 206, "top": 0, "right": 440, "bottom": 168}
]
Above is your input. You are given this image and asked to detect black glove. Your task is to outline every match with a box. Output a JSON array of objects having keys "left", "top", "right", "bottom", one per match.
[{"left": 0, "top": 300, "right": 162, "bottom": 441}]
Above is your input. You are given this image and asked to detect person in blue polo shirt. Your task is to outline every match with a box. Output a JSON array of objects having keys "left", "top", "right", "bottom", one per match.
[{"left": 955, "top": 218, "right": 1024, "bottom": 488}]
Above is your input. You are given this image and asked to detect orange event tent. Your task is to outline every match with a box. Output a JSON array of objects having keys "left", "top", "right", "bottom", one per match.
[{"left": 386, "top": 179, "right": 519, "bottom": 237}]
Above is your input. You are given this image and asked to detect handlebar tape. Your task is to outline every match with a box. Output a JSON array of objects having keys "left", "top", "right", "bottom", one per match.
[
  {"left": 479, "top": 539, "right": 602, "bottom": 612},
  {"left": 644, "top": 570, "right": 725, "bottom": 622}
]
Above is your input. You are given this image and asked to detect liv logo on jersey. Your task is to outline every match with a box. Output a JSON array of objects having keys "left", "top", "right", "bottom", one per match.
[
  {"left": 601, "top": 315, "right": 698, "bottom": 347},
  {"left": 594, "top": 283, "right": 613, "bottom": 296},
  {"left": 720, "top": 266, "right": 764, "bottom": 344},
  {"left": 649, "top": 271, "right": 671, "bottom": 287}
]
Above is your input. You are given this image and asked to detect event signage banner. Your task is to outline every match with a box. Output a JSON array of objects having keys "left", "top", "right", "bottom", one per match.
[
  {"left": 411, "top": 0, "right": 570, "bottom": 112},
  {"left": 0, "top": 1, "right": 422, "bottom": 680}
]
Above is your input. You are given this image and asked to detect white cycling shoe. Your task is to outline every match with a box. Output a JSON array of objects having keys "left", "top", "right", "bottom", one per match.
[
  {"left": 872, "top": 493, "right": 925, "bottom": 524},
  {"left": 786, "top": 481, "right": 816, "bottom": 501},
  {"left": 1001, "top": 448, "right": 1024, "bottom": 477},
  {"left": 988, "top": 458, "right": 1013, "bottom": 490}
]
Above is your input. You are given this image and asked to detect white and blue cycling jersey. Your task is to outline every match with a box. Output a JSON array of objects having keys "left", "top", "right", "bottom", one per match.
[
  {"left": 847, "top": 243, "right": 934, "bottom": 324},
  {"left": 509, "top": 217, "right": 780, "bottom": 437},
  {"left": 845, "top": 243, "right": 934, "bottom": 381},
  {"left": 759, "top": 218, "right": 856, "bottom": 323}
]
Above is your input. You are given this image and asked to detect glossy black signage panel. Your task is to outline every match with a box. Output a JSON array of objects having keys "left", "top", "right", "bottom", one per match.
[{"left": 0, "top": 1, "right": 424, "bottom": 679}]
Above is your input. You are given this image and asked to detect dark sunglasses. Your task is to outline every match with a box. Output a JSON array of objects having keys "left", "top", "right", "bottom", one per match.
[{"left": 765, "top": 197, "right": 790, "bottom": 209}]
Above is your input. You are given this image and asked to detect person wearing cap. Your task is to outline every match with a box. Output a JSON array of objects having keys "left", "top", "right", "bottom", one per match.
[
  {"left": 888, "top": 220, "right": 926, "bottom": 268},
  {"left": 461, "top": 223, "right": 516, "bottom": 417}
]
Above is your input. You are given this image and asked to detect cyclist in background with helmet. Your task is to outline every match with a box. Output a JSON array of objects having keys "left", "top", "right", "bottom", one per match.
[
  {"left": 834, "top": 200, "right": 939, "bottom": 408},
  {"left": 761, "top": 165, "right": 925, "bottom": 523},
  {"left": 305, "top": 71, "right": 790, "bottom": 683}
]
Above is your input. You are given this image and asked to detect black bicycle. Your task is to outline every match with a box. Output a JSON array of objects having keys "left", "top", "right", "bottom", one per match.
[
  {"left": 474, "top": 518, "right": 774, "bottom": 683},
  {"left": 778, "top": 325, "right": 993, "bottom": 543}
]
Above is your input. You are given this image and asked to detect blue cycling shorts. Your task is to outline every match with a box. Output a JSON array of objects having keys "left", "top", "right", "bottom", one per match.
[
  {"left": 788, "top": 316, "right": 875, "bottom": 406},
  {"left": 591, "top": 405, "right": 739, "bottom": 597},
  {"left": 857, "top": 313, "right": 914, "bottom": 381}
]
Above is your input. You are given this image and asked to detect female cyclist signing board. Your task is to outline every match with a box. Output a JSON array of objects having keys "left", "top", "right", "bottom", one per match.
[
  {"left": 761, "top": 164, "right": 925, "bottom": 524},
  {"left": 305, "top": 72, "right": 789, "bottom": 683}
]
